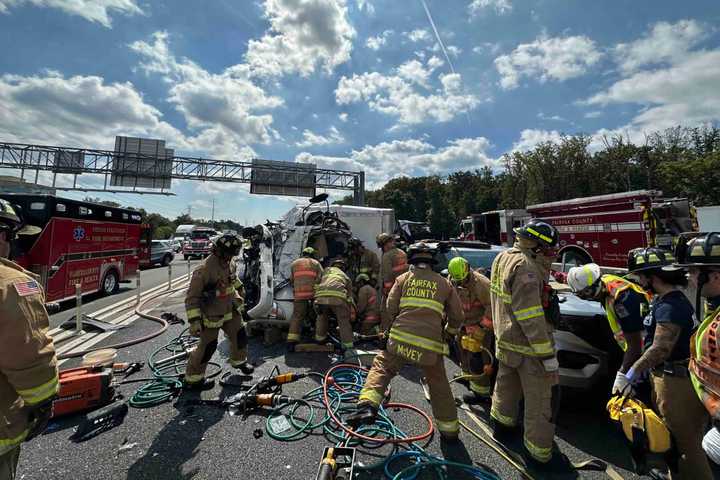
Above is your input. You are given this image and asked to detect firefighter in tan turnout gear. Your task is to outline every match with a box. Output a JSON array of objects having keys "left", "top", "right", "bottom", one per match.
[
  {"left": 490, "top": 219, "right": 570, "bottom": 472},
  {"left": 314, "top": 258, "right": 355, "bottom": 351},
  {"left": 348, "top": 242, "right": 465, "bottom": 441},
  {"left": 447, "top": 256, "right": 494, "bottom": 404},
  {"left": 348, "top": 237, "right": 380, "bottom": 287},
  {"left": 0, "top": 199, "right": 59, "bottom": 480},
  {"left": 377, "top": 233, "right": 408, "bottom": 330},
  {"left": 286, "top": 247, "right": 324, "bottom": 352},
  {"left": 184, "top": 233, "right": 254, "bottom": 390},
  {"left": 354, "top": 273, "right": 380, "bottom": 335}
]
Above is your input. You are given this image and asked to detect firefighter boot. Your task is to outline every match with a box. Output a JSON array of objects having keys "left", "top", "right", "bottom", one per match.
[
  {"left": 524, "top": 449, "right": 574, "bottom": 475},
  {"left": 182, "top": 377, "right": 216, "bottom": 391},
  {"left": 234, "top": 361, "right": 255, "bottom": 375},
  {"left": 345, "top": 403, "right": 378, "bottom": 429},
  {"left": 462, "top": 392, "right": 491, "bottom": 405},
  {"left": 491, "top": 419, "right": 519, "bottom": 444},
  {"left": 452, "top": 372, "right": 470, "bottom": 389}
]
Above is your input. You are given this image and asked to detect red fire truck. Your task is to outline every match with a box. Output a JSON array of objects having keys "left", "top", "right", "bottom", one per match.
[
  {"left": 527, "top": 190, "right": 697, "bottom": 269},
  {"left": 0, "top": 193, "right": 151, "bottom": 302},
  {"left": 182, "top": 226, "right": 217, "bottom": 259}
]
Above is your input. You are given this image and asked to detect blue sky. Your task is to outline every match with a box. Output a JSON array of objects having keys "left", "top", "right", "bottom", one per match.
[{"left": 1, "top": 0, "right": 719, "bottom": 225}]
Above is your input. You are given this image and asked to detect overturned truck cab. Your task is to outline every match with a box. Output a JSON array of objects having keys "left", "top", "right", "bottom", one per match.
[{"left": 240, "top": 194, "right": 392, "bottom": 329}]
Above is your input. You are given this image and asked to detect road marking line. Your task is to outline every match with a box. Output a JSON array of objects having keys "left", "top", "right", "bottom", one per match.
[
  {"left": 53, "top": 277, "right": 191, "bottom": 357},
  {"left": 49, "top": 273, "right": 190, "bottom": 337}
]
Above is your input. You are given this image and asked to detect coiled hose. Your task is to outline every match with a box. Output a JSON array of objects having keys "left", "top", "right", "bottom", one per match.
[{"left": 264, "top": 361, "right": 500, "bottom": 480}]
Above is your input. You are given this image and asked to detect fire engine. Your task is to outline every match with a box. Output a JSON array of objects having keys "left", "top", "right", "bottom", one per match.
[
  {"left": 527, "top": 190, "right": 697, "bottom": 269},
  {"left": 458, "top": 210, "right": 528, "bottom": 245},
  {"left": 0, "top": 193, "right": 150, "bottom": 302},
  {"left": 182, "top": 226, "right": 217, "bottom": 259}
]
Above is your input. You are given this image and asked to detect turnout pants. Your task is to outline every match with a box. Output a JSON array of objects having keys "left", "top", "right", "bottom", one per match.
[
  {"left": 315, "top": 304, "right": 353, "bottom": 350},
  {"left": 0, "top": 446, "right": 20, "bottom": 480},
  {"left": 457, "top": 325, "right": 494, "bottom": 397},
  {"left": 287, "top": 300, "right": 313, "bottom": 343},
  {"left": 185, "top": 313, "right": 248, "bottom": 384},
  {"left": 490, "top": 352, "right": 557, "bottom": 463},
  {"left": 359, "top": 350, "right": 459, "bottom": 437},
  {"left": 651, "top": 372, "right": 713, "bottom": 480}
]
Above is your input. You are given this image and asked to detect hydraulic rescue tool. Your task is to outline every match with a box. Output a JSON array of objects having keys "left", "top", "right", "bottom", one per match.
[
  {"left": 254, "top": 372, "right": 307, "bottom": 393},
  {"left": 70, "top": 400, "right": 129, "bottom": 442},
  {"left": 315, "top": 447, "right": 355, "bottom": 480},
  {"left": 189, "top": 391, "right": 294, "bottom": 418}
]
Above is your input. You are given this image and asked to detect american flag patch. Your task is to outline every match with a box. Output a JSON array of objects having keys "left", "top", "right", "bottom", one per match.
[{"left": 13, "top": 279, "right": 41, "bottom": 297}]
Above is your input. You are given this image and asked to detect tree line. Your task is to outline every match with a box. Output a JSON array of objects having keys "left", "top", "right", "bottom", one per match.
[
  {"left": 81, "top": 197, "right": 243, "bottom": 240},
  {"left": 337, "top": 126, "right": 720, "bottom": 238}
]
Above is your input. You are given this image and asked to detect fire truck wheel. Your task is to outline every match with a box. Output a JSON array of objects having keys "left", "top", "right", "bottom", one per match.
[{"left": 101, "top": 270, "right": 120, "bottom": 296}]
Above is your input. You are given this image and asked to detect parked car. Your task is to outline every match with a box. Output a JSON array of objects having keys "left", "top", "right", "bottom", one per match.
[
  {"left": 149, "top": 240, "right": 175, "bottom": 267},
  {"left": 434, "top": 242, "right": 614, "bottom": 390},
  {"left": 169, "top": 238, "right": 183, "bottom": 253}
]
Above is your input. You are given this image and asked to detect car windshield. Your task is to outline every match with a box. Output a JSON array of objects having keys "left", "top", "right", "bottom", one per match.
[
  {"left": 445, "top": 248, "right": 502, "bottom": 272},
  {"left": 190, "top": 232, "right": 212, "bottom": 240}
]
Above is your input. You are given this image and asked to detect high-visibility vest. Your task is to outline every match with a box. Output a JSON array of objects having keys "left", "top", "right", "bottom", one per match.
[
  {"left": 601, "top": 275, "right": 651, "bottom": 351},
  {"left": 292, "top": 258, "right": 320, "bottom": 300}
]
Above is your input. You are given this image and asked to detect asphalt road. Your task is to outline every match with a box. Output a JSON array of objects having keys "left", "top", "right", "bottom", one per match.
[
  {"left": 48, "top": 256, "right": 200, "bottom": 330},
  {"left": 16, "top": 280, "right": 720, "bottom": 480}
]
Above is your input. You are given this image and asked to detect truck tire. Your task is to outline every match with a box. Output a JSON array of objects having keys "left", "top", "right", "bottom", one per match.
[
  {"left": 162, "top": 254, "right": 172, "bottom": 266},
  {"left": 101, "top": 270, "right": 120, "bottom": 296}
]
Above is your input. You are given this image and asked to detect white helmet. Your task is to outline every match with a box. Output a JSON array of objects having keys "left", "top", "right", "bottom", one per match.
[{"left": 567, "top": 263, "right": 602, "bottom": 293}]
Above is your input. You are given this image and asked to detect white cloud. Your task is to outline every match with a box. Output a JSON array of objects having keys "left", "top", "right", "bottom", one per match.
[
  {"left": 297, "top": 136, "right": 498, "bottom": 187},
  {"left": 586, "top": 50, "right": 720, "bottom": 133},
  {"left": 615, "top": 19, "right": 706, "bottom": 74},
  {"left": 584, "top": 111, "right": 602, "bottom": 119},
  {"left": 338, "top": 112, "right": 348, "bottom": 122},
  {"left": 473, "top": 42, "right": 501, "bottom": 56},
  {"left": 244, "top": 0, "right": 355, "bottom": 77},
  {"left": 366, "top": 29, "right": 393, "bottom": 51},
  {"left": 0, "top": 0, "right": 142, "bottom": 27},
  {"left": 446, "top": 45, "right": 462, "bottom": 57},
  {"left": 335, "top": 57, "right": 480, "bottom": 125},
  {"left": 0, "top": 72, "right": 185, "bottom": 149},
  {"left": 469, "top": 0, "right": 512, "bottom": 16},
  {"left": 512, "top": 129, "right": 562, "bottom": 152},
  {"left": 130, "top": 31, "right": 282, "bottom": 157},
  {"left": 356, "top": 0, "right": 374, "bottom": 15},
  {"left": 296, "top": 126, "right": 345, "bottom": 147},
  {"left": 537, "top": 112, "right": 565, "bottom": 122},
  {"left": 495, "top": 35, "right": 602, "bottom": 89},
  {"left": 405, "top": 29, "right": 431, "bottom": 43}
]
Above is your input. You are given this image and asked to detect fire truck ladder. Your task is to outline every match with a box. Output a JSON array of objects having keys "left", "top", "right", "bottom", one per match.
[{"left": 0, "top": 141, "right": 365, "bottom": 205}]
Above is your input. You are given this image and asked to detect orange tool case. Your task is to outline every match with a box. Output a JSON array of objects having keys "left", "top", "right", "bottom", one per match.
[{"left": 52, "top": 367, "right": 115, "bottom": 418}]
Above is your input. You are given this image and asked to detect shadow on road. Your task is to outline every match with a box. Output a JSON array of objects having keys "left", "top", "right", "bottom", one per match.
[{"left": 126, "top": 394, "right": 226, "bottom": 480}]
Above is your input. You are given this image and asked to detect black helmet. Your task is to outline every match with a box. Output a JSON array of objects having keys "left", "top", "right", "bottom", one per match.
[
  {"left": 213, "top": 233, "right": 242, "bottom": 257},
  {"left": 349, "top": 237, "right": 362, "bottom": 247},
  {"left": 407, "top": 242, "right": 437, "bottom": 265},
  {"left": 0, "top": 199, "right": 41, "bottom": 236},
  {"left": 329, "top": 257, "right": 347, "bottom": 269},
  {"left": 628, "top": 247, "right": 681, "bottom": 273},
  {"left": 674, "top": 232, "right": 720, "bottom": 267},
  {"left": 514, "top": 218, "right": 559, "bottom": 248}
]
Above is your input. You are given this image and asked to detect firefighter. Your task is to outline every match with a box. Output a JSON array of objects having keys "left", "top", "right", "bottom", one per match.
[
  {"left": 184, "top": 233, "right": 254, "bottom": 390},
  {"left": 567, "top": 262, "right": 651, "bottom": 394},
  {"left": 447, "top": 257, "right": 494, "bottom": 404},
  {"left": 0, "top": 199, "right": 59, "bottom": 479},
  {"left": 348, "top": 238, "right": 380, "bottom": 287},
  {"left": 286, "top": 247, "right": 324, "bottom": 352},
  {"left": 377, "top": 233, "right": 408, "bottom": 330},
  {"left": 621, "top": 247, "right": 712, "bottom": 480},
  {"left": 354, "top": 273, "right": 380, "bottom": 335},
  {"left": 677, "top": 234, "right": 720, "bottom": 436},
  {"left": 347, "top": 242, "right": 465, "bottom": 441},
  {"left": 490, "top": 219, "right": 568, "bottom": 471},
  {"left": 314, "top": 258, "right": 355, "bottom": 351}
]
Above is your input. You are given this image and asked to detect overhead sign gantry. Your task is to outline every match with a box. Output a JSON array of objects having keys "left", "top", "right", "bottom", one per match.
[{"left": 0, "top": 137, "right": 365, "bottom": 205}]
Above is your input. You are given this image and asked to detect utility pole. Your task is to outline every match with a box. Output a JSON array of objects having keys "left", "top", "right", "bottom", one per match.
[
  {"left": 186, "top": 205, "right": 192, "bottom": 217},
  {"left": 211, "top": 198, "right": 215, "bottom": 227}
]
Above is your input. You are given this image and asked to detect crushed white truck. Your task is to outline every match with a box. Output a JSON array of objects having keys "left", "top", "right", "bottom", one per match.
[{"left": 239, "top": 194, "right": 394, "bottom": 327}]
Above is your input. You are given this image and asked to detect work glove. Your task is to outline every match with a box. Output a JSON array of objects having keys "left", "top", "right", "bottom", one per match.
[
  {"left": 542, "top": 357, "right": 559, "bottom": 373},
  {"left": 189, "top": 321, "right": 202, "bottom": 337},
  {"left": 25, "top": 400, "right": 54, "bottom": 441},
  {"left": 612, "top": 371, "right": 635, "bottom": 397}
]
